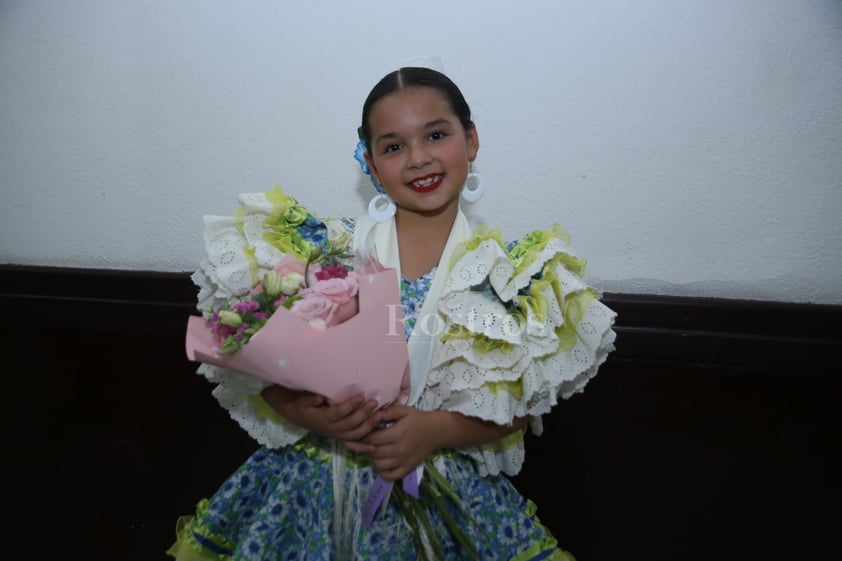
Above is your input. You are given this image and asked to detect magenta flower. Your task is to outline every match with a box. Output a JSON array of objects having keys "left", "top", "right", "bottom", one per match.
[{"left": 315, "top": 264, "right": 349, "bottom": 280}]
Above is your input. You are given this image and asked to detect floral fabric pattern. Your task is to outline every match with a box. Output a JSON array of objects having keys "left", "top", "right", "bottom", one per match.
[
  {"left": 174, "top": 440, "right": 566, "bottom": 561},
  {"left": 400, "top": 267, "right": 436, "bottom": 340}
]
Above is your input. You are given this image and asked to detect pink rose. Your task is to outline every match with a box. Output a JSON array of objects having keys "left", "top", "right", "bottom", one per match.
[
  {"left": 290, "top": 294, "right": 336, "bottom": 327},
  {"left": 329, "top": 297, "right": 358, "bottom": 327},
  {"left": 301, "top": 275, "right": 358, "bottom": 305},
  {"left": 272, "top": 254, "right": 306, "bottom": 277},
  {"left": 303, "top": 262, "right": 323, "bottom": 288},
  {"left": 290, "top": 276, "right": 360, "bottom": 329}
]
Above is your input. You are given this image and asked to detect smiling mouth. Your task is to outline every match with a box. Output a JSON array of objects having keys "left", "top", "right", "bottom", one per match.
[{"left": 408, "top": 174, "right": 443, "bottom": 193}]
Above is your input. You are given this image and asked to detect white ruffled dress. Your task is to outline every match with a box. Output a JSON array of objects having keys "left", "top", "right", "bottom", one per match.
[{"left": 167, "top": 189, "right": 616, "bottom": 561}]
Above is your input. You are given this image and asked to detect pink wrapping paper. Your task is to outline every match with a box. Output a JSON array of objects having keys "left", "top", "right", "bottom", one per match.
[{"left": 185, "top": 269, "right": 410, "bottom": 408}]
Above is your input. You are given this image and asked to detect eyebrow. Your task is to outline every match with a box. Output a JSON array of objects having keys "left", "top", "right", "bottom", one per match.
[{"left": 373, "top": 118, "right": 455, "bottom": 146}]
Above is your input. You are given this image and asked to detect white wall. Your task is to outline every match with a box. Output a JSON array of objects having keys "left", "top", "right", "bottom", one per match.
[{"left": 2, "top": 1, "right": 841, "bottom": 304}]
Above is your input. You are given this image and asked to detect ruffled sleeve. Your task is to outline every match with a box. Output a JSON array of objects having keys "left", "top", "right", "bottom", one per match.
[
  {"left": 417, "top": 225, "right": 616, "bottom": 476},
  {"left": 189, "top": 187, "right": 353, "bottom": 447}
]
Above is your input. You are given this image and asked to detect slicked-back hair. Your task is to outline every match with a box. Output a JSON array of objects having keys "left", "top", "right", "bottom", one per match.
[{"left": 360, "top": 67, "right": 474, "bottom": 150}]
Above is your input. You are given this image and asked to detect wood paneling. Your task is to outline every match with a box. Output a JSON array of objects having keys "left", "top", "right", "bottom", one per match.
[{"left": 2, "top": 265, "right": 840, "bottom": 560}]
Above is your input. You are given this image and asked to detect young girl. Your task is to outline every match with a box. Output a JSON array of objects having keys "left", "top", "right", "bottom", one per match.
[{"left": 168, "top": 67, "right": 616, "bottom": 561}]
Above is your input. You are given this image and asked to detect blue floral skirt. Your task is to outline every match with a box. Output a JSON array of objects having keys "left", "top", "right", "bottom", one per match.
[{"left": 167, "top": 437, "right": 573, "bottom": 561}]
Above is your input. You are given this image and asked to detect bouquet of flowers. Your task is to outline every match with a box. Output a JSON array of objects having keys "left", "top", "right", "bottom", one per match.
[{"left": 185, "top": 187, "right": 409, "bottom": 407}]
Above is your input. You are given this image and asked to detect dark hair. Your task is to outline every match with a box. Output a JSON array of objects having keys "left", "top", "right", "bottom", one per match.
[{"left": 359, "top": 67, "right": 474, "bottom": 150}]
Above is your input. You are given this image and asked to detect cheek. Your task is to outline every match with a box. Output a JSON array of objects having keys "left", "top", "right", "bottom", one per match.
[
  {"left": 442, "top": 150, "right": 470, "bottom": 175},
  {"left": 375, "top": 160, "right": 403, "bottom": 184}
]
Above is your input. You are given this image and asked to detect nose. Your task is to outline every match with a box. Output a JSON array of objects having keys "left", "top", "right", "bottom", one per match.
[{"left": 406, "top": 142, "right": 432, "bottom": 168}]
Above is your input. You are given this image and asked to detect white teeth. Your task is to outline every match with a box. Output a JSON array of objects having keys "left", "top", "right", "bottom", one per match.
[{"left": 411, "top": 176, "right": 440, "bottom": 188}]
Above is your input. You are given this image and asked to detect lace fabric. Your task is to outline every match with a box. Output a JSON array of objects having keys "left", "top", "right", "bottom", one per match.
[
  {"left": 189, "top": 190, "right": 616, "bottom": 475},
  {"left": 417, "top": 236, "right": 617, "bottom": 476}
]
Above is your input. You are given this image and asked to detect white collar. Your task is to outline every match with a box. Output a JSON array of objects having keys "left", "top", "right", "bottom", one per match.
[{"left": 354, "top": 210, "right": 473, "bottom": 405}]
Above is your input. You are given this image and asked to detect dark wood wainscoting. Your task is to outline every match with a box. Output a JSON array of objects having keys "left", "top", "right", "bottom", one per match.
[{"left": 2, "top": 265, "right": 840, "bottom": 560}]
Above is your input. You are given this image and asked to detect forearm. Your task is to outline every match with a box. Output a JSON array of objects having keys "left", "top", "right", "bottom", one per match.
[
  {"left": 428, "top": 410, "right": 528, "bottom": 450},
  {"left": 259, "top": 385, "right": 301, "bottom": 423},
  {"left": 260, "top": 384, "right": 380, "bottom": 444},
  {"left": 364, "top": 405, "right": 530, "bottom": 480}
]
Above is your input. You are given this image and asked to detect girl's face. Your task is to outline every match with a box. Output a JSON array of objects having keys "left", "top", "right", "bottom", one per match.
[{"left": 364, "top": 87, "right": 479, "bottom": 220}]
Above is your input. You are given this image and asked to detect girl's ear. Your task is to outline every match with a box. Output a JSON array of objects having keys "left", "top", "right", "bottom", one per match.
[
  {"left": 364, "top": 151, "right": 382, "bottom": 185},
  {"left": 467, "top": 125, "right": 480, "bottom": 162}
]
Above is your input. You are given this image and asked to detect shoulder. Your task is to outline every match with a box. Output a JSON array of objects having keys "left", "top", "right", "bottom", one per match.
[{"left": 451, "top": 223, "right": 586, "bottom": 287}]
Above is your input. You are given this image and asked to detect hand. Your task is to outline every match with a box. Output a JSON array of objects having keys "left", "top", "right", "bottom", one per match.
[
  {"left": 261, "top": 386, "right": 380, "bottom": 450},
  {"left": 362, "top": 406, "right": 531, "bottom": 481},
  {"left": 363, "top": 405, "right": 441, "bottom": 481}
]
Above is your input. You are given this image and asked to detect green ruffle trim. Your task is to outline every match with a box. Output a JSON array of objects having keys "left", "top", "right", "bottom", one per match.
[
  {"left": 508, "top": 500, "right": 577, "bottom": 561},
  {"left": 441, "top": 326, "right": 516, "bottom": 356},
  {"left": 225, "top": 185, "right": 317, "bottom": 288},
  {"left": 510, "top": 540, "right": 576, "bottom": 561},
  {"left": 245, "top": 393, "right": 289, "bottom": 425},
  {"left": 438, "top": 277, "right": 598, "bottom": 414},
  {"left": 511, "top": 253, "right": 595, "bottom": 353},
  {"left": 436, "top": 224, "right": 601, "bottom": 417},
  {"left": 448, "top": 225, "right": 505, "bottom": 270},
  {"left": 261, "top": 185, "right": 317, "bottom": 261},
  {"left": 480, "top": 426, "right": 525, "bottom": 453},
  {"left": 230, "top": 207, "right": 260, "bottom": 286},
  {"left": 292, "top": 433, "right": 376, "bottom": 468},
  {"left": 509, "top": 225, "right": 579, "bottom": 277},
  {"left": 442, "top": 224, "right": 595, "bottom": 358},
  {"left": 165, "top": 499, "right": 235, "bottom": 561},
  {"left": 480, "top": 284, "right": 595, "bottom": 403}
]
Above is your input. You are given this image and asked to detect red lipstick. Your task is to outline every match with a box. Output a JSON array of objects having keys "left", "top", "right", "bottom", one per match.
[{"left": 407, "top": 173, "right": 443, "bottom": 193}]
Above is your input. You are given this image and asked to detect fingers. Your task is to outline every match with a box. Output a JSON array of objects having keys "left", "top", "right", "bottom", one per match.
[
  {"left": 328, "top": 397, "right": 378, "bottom": 426},
  {"left": 292, "top": 392, "right": 394, "bottom": 444},
  {"left": 374, "top": 404, "right": 411, "bottom": 424},
  {"left": 371, "top": 458, "right": 415, "bottom": 481},
  {"left": 321, "top": 395, "right": 372, "bottom": 421},
  {"left": 343, "top": 439, "right": 376, "bottom": 454},
  {"left": 306, "top": 395, "right": 379, "bottom": 441},
  {"left": 294, "top": 391, "right": 325, "bottom": 407}
]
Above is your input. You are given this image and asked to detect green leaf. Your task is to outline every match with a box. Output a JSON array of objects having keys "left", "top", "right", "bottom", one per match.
[{"left": 281, "top": 295, "right": 302, "bottom": 310}]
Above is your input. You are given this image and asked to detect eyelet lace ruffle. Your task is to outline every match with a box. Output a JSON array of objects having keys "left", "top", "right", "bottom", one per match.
[
  {"left": 417, "top": 232, "right": 616, "bottom": 476},
  {"left": 198, "top": 363, "right": 308, "bottom": 448},
  {"left": 190, "top": 189, "right": 351, "bottom": 447},
  {"left": 190, "top": 190, "right": 616, "bottom": 468}
]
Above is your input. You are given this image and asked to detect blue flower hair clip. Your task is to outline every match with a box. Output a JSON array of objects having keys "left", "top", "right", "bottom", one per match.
[{"left": 354, "top": 129, "right": 383, "bottom": 193}]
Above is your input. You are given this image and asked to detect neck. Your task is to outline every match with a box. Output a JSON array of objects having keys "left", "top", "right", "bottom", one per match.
[
  {"left": 394, "top": 203, "right": 458, "bottom": 236},
  {"left": 394, "top": 205, "right": 459, "bottom": 281}
]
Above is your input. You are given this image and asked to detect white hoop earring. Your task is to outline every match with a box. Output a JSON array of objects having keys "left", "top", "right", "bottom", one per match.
[
  {"left": 461, "top": 172, "right": 484, "bottom": 203},
  {"left": 368, "top": 193, "right": 396, "bottom": 222}
]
